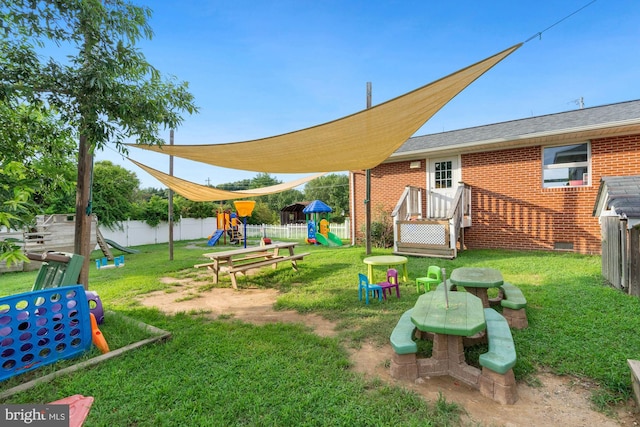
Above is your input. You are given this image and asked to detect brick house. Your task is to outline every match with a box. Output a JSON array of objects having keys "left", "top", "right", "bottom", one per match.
[{"left": 349, "top": 99, "right": 640, "bottom": 257}]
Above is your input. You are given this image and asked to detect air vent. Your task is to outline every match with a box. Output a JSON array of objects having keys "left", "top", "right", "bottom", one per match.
[{"left": 554, "top": 242, "right": 574, "bottom": 251}]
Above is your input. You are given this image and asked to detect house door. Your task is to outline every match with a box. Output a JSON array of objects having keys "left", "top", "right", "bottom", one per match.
[{"left": 428, "top": 157, "right": 460, "bottom": 218}]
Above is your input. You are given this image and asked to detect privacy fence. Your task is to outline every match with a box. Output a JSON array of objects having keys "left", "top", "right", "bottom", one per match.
[
  {"left": 0, "top": 218, "right": 350, "bottom": 273},
  {"left": 99, "top": 218, "right": 350, "bottom": 247}
]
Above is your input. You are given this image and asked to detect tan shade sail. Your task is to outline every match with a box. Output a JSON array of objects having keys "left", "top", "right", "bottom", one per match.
[
  {"left": 130, "top": 44, "right": 521, "bottom": 173},
  {"left": 128, "top": 158, "right": 325, "bottom": 202}
]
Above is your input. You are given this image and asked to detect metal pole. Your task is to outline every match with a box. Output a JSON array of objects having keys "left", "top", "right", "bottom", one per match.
[
  {"left": 442, "top": 268, "right": 449, "bottom": 309},
  {"left": 365, "top": 82, "right": 372, "bottom": 255},
  {"left": 243, "top": 217, "right": 248, "bottom": 248},
  {"left": 168, "top": 129, "right": 174, "bottom": 261}
]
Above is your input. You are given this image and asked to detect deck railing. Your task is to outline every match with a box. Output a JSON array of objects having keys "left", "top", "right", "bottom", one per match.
[{"left": 393, "top": 184, "right": 471, "bottom": 258}]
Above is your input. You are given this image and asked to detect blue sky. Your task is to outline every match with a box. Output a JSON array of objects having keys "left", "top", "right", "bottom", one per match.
[{"left": 97, "top": 0, "right": 640, "bottom": 189}]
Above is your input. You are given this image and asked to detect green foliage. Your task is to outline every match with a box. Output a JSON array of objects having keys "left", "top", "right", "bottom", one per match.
[
  {"left": 0, "top": 162, "right": 33, "bottom": 266},
  {"left": 0, "top": 102, "right": 77, "bottom": 212},
  {"left": 141, "top": 195, "right": 180, "bottom": 227},
  {"left": 247, "top": 201, "right": 277, "bottom": 224},
  {"left": 177, "top": 196, "right": 217, "bottom": 219},
  {"left": 92, "top": 161, "right": 140, "bottom": 229},
  {"left": 255, "top": 188, "right": 304, "bottom": 222},
  {"left": 365, "top": 205, "right": 394, "bottom": 248},
  {"left": 1, "top": 0, "right": 198, "bottom": 152},
  {"left": 304, "top": 173, "right": 349, "bottom": 222},
  {"left": 249, "top": 172, "right": 280, "bottom": 189}
]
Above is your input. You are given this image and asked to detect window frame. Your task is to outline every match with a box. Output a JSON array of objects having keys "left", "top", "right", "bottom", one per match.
[
  {"left": 541, "top": 141, "right": 591, "bottom": 188},
  {"left": 434, "top": 160, "right": 453, "bottom": 189}
]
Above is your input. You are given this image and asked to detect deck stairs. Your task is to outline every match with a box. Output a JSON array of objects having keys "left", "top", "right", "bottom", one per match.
[{"left": 391, "top": 184, "right": 471, "bottom": 259}]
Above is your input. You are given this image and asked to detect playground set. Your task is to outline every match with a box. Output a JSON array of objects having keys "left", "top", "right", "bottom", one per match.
[
  {"left": 207, "top": 200, "right": 343, "bottom": 248},
  {"left": 208, "top": 201, "right": 260, "bottom": 248},
  {"left": 303, "top": 200, "right": 343, "bottom": 247},
  {"left": 208, "top": 210, "right": 242, "bottom": 246}
]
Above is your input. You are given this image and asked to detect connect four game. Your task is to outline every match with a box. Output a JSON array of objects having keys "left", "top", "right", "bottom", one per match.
[{"left": 0, "top": 285, "right": 92, "bottom": 381}]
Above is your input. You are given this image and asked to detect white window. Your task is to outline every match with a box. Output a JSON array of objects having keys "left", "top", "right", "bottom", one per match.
[
  {"left": 434, "top": 160, "right": 453, "bottom": 189},
  {"left": 542, "top": 142, "right": 590, "bottom": 188}
]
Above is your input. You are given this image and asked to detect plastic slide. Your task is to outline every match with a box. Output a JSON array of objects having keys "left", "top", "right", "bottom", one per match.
[
  {"left": 327, "top": 232, "right": 344, "bottom": 246},
  {"left": 104, "top": 238, "right": 140, "bottom": 254},
  {"left": 316, "top": 233, "right": 343, "bottom": 247},
  {"left": 207, "top": 230, "right": 224, "bottom": 246}
]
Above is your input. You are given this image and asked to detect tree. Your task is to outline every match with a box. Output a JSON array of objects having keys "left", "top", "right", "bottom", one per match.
[
  {"left": 249, "top": 173, "right": 304, "bottom": 222},
  {"left": 248, "top": 201, "right": 277, "bottom": 225},
  {"left": 0, "top": 162, "right": 34, "bottom": 266},
  {"left": 304, "top": 174, "right": 349, "bottom": 221},
  {"left": 140, "top": 195, "right": 180, "bottom": 227},
  {"left": 2, "top": 1, "right": 197, "bottom": 287},
  {"left": 178, "top": 197, "right": 219, "bottom": 219},
  {"left": 0, "top": 100, "right": 77, "bottom": 265},
  {"left": 0, "top": 102, "right": 78, "bottom": 210},
  {"left": 92, "top": 160, "right": 140, "bottom": 229}
]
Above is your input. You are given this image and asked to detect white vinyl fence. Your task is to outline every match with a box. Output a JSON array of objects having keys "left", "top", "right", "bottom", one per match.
[
  {"left": 244, "top": 220, "right": 349, "bottom": 240},
  {"left": 99, "top": 218, "right": 217, "bottom": 247},
  {"left": 0, "top": 218, "right": 351, "bottom": 273},
  {"left": 99, "top": 218, "right": 350, "bottom": 247}
]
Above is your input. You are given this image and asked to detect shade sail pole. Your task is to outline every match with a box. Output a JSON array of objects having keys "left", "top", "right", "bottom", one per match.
[
  {"left": 365, "top": 82, "right": 372, "bottom": 255},
  {"left": 169, "top": 129, "right": 174, "bottom": 261}
]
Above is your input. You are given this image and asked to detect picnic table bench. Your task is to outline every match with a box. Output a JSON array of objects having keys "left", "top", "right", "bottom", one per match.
[
  {"left": 196, "top": 242, "right": 309, "bottom": 289},
  {"left": 478, "top": 308, "right": 518, "bottom": 404},
  {"left": 389, "top": 309, "right": 419, "bottom": 380},
  {"left": 488, "top": 282, "right": 529, "bottom": 329}
]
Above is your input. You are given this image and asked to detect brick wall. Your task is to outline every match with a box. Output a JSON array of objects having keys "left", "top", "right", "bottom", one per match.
[{"left": 351, "top": 134, "right": 640, "bottom": 254}]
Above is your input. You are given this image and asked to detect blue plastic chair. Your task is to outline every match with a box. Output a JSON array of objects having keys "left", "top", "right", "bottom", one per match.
[{"left": 358, "top": 273, "right": 383, "bottom": 304}]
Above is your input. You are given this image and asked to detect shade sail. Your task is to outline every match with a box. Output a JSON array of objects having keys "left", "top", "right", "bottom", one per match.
[
  {"left": 130, "top": 44, "right": 521, "bottom": 173},
  {"left": 128, "top": 158, "right": 325, "bottom": 202}
]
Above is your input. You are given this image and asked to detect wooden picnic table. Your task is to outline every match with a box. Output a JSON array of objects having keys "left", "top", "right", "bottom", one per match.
[
  {"left": 449, "top": 267, "right": 504, "bottom": 308},
  {"left": 410, "top": 291, "right": 486, "bottom": 388},
  {"left": 195, "top": 242, "right": 309, "bottom": 289}
]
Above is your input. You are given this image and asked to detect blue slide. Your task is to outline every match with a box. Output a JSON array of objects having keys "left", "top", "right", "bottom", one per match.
[{"left": 207, "top": 230, "right": 224, "bottom": 246}]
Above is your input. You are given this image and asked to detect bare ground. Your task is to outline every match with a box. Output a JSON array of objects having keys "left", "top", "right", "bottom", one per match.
[{"left": 137, "top": 275, "right": 640, "bottom": 427}]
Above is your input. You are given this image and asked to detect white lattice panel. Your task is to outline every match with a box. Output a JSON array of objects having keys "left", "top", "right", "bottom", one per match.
[{"left": 400, "top": 223, "right": 446, "bottom": 245}]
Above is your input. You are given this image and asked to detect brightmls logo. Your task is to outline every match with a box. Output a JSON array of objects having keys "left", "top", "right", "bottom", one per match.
[{"left": 1, "top": 405, "right": 68, "bottom": 426}]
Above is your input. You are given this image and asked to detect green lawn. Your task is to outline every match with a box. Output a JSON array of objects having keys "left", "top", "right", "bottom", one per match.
[{"left": 1, "top": 240, "right": 638, "bottom": 425}]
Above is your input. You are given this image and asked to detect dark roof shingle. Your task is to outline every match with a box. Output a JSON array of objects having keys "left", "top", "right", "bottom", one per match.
[{"left": 397, "top": 99, "right": 640, "bottom": 153}]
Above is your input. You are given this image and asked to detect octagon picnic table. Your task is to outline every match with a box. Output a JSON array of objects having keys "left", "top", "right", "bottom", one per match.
[
  {"left": 363, "top": 255, "right": 409, "bottom": 283},
  {"left": 410, "top": 291, "right": 486, "bottom": 387},
  {"left": 449, "top": 267, "right": 504, "bottom": 308}
]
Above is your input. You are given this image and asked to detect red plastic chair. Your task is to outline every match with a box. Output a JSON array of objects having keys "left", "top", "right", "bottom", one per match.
[{"left": 377, "top": 268, "right": 400, "bottom": 299}]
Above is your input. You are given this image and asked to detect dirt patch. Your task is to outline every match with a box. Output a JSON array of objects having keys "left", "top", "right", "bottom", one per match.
[{"left": 139, "top": 278, "right": 639, "bottom": 427}]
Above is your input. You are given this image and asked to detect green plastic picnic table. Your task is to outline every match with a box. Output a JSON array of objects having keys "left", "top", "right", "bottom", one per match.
[
  {"left": 411, "top": 291, "right": 485, "bottom": 336},
  {"left": 449, "top": 267, "right": 504, "bottom": 308},
  {"left": 409, "top": 290, "right": 486, "bottom": 388}
]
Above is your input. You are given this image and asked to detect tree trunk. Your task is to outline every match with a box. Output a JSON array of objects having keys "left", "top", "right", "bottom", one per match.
[{"left": 74, "top": 134, "right": 93, "bottom": 289}]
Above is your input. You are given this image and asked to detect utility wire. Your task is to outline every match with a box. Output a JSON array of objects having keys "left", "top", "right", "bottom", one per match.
[{"left": 525, "top": 0, "right": 597, "bottom": 43}]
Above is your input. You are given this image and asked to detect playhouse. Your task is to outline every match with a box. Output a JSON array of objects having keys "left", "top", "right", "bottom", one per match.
[{"left": 303, "top": 200, "right": 343, "bottom": 246}]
